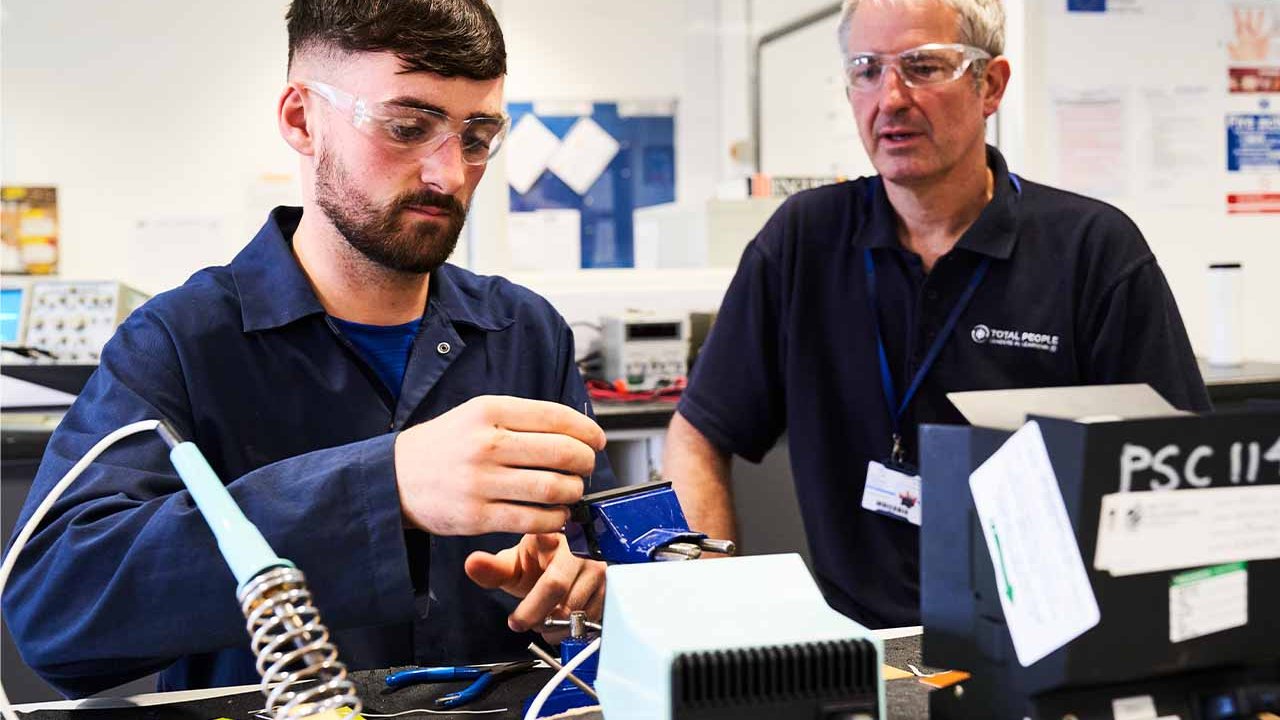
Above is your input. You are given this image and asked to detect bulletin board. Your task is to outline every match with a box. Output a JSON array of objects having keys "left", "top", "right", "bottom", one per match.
[{"left": 505, "top": 101, "right": 676, "bottom": 269}]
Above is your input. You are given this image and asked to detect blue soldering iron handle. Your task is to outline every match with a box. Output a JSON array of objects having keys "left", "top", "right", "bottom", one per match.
[{"left": 168, "top": 441, "right": 293, "bottom": 592}]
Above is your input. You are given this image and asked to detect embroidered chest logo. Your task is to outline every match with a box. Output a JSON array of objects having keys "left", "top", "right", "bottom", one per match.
[{"left": 970, "top": 324, "right": 1060, "bottom": 353}]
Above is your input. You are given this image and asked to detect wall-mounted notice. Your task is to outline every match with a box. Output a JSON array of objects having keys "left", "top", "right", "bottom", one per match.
[
  {"left": 1223, "top": 1, "right": 1279, "bottom": 216},
  {"left": 1140, "top": 86, "right": 1217, "bottom": 205},
  {"left": 505, "top": 101, "right": 675, "bottom": 269},
  {"left": 1226, "top": 113, "right": 1280, "bottom": 172},
  {"left": 1051, "top": 89, "right": 1130, "bottom": 199},
  {"left": 1226, "top": 1, "right": 1280, "bottom": 93},
  {"left": 1, "top": 186, "right": 59, "bottom": 275}
]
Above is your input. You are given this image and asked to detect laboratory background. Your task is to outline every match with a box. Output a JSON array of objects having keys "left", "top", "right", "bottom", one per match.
[{"left": 1, "top": 0, "right": 1279, "bottom": 718}]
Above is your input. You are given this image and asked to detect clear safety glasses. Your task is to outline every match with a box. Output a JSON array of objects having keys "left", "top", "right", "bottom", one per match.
[
  {"left": 299, "top": 80, "right": 510, "bottom": 165},
  {"left": 845, "top": 43, "right": 992, "bottom": 92}
]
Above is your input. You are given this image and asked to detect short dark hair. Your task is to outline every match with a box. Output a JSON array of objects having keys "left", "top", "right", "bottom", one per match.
[{"left": 286, "top": 0, "right": 506, "bottom": 80}]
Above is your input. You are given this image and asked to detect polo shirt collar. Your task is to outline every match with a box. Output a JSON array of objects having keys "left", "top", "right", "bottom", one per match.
[
  {"left": 955, "top": 145, "right": 1019, "bottom": 260},
  {"left": 855, "top": 144, "right": 1020, "bottom": 260},
  {"left": 232, "top": 206, "right": 513, "bottom": 333}
]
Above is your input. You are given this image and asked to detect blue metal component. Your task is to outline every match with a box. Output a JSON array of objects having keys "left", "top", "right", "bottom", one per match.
[
  {"left": 524, "top": 633, "right": 602, "bottom": 718},
  {"left": 565, "top": 481, "right": 706, "bottom": 564}
]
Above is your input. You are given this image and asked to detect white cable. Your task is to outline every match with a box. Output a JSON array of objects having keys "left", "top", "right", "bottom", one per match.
[
  {"left": 522, "top": 636, "right": 602, "bottom": 720},
  {"left": 0, "top": 419, "right": 163, "bottom": 720}
]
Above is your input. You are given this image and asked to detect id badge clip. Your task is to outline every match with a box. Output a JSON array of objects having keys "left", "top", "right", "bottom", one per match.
[{"left": 861, "top": 434, "right": 922, "bottom": 526}]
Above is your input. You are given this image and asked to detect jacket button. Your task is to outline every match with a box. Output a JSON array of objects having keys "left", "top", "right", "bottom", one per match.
[{"left": 437, "top": 342, "right": 451, "bottom": 354}]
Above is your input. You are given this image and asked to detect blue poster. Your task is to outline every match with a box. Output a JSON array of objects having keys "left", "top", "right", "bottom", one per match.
[
  {"left": 507, "top": 102, "right": 675, "bottom": 269},
  {"left": 1226, "top": 114, "right": 1280, "bottom": 172}
]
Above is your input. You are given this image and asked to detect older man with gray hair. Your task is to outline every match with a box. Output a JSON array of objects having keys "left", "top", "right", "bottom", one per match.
[{"left": 664, "top": 0, "right": 1208, "bottom": 629}]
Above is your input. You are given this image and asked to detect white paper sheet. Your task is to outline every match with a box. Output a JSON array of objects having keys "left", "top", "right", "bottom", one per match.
[
  {"left": 548, "top": 117, "right": 621, "bottom": 195},
  {"left": 969, "top": 421, "right": 1101, "bottom": 667},
  {"left": 505, "top": 115, "right": 562, "bottom": 195},
  {"left": 1138, "top": 85, "right": 1216, "bottom": 205},
  {"left": 1094, "top": 484, "right": 1280, "bottom": 576},
  {"left": 1050, "top": 88, "right": 1129, "bottom": 199},
  {"left": 507, "top": 209, "right": 581, "bottom": 272}
]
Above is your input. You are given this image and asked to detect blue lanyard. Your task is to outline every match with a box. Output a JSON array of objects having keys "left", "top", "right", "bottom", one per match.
[{"left": 863, "top": 249, "right": 990, "bottom": 465}]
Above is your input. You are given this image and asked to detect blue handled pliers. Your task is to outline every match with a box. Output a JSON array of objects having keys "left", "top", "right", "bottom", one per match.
[{"left": 385, "top": 660, "right": 539, "bottom": 708}]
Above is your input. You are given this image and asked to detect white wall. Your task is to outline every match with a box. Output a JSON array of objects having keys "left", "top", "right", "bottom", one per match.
[
  {"left": 1, "top": 1, "right": 742, "bottom": 328},
  {"left": 1009, "top": 2, "right": 1279, "bottom": 362},
  {"left": 6, "top": 1, "right": 1270, "bottom": 358},
  {"left": 1, "top": 0, "right": 298, "bottom": 296}
]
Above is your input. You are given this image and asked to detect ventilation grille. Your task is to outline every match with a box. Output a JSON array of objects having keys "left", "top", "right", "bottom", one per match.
[{"left": 671, "top": 639, "right": 878, "bottom": 710}]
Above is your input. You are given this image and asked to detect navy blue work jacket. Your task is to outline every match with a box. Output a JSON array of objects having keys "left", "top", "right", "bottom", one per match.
[
  {"left": 678, "top": 146, "right": 1210, "bottom": 630},
  {"left": 3, "top": 207, "right": 611, "bottom": 697}
]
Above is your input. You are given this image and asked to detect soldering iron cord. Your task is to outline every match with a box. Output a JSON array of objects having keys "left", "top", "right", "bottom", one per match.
[{"left": 0, "top": 419, "right": 164, "bottom": 720}]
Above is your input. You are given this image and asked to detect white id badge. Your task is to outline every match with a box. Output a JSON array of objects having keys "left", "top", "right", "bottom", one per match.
[{"left": 861, "top": 460, "right": 923, "bottom": 526}]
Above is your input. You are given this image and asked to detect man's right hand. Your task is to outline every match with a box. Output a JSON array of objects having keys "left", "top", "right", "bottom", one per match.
[{"left": 394, "top": 395, "right": 606, "bottom": 536}]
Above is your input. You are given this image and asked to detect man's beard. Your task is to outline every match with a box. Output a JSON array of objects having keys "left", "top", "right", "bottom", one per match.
[{"left": 314, "top": 149, "right": 467, "bottom": 274}]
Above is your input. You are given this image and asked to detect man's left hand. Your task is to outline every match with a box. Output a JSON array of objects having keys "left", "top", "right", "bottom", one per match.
[{"left": 464, "top": 533, "right": 605, "bottom": 642}]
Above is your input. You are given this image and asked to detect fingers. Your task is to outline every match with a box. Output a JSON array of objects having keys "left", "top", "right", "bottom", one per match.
[
  {"left": 477, "top": 503, "right": 570, "bottom": 535},
  {"left": 563, "top": 560, "right": 606, "bottom": 619},
  {"left": 507, "top": 538, "right": 581, "bottom": 632},
  {"left": 470, "top": 396, "right": 607, "bottom": 452},
  {"left": 464, "top": 547, "right": 517, "bottom": 591},
  {"left": 481, "top": 468, "right": 584, "bottom": 508},
  {"left": 469, "top": 535, "right": 607, "bottom": 636},
  {"left": 489, "top": 430, "right": 598, "bottom": 480}
]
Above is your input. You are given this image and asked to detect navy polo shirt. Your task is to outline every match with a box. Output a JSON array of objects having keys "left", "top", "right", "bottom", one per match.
[
  {"left": 679, "top": 146, "right": 1209, "bottom": 629},
  {"left": 3, "top": 207, "right": 612, "bottom": 697}
]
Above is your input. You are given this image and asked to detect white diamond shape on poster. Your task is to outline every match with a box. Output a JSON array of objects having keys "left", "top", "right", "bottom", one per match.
[
  {"left": 505, "top": 115, "right": 562, "bottom": 195},
  {"left": 548, "top": 117, "right": 621, "bottom": 196}
]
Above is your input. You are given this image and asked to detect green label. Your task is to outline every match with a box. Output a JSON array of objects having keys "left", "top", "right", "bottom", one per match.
[{"left": 1171, "top": 562, "right": 1247, "bottom": 587}]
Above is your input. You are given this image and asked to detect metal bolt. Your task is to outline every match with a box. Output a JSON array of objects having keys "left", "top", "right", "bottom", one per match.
[
  {"left": 697, "top": 538, "right": 737, "bottom": 555},
  {"left": 653, "top": 542, "right": 702, "bottom": 561}
]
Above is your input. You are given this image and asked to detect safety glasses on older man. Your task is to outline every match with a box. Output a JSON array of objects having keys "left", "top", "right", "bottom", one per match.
[
  {"left": 845, "top": 43, "right": 991, "bottom": 92},
  {"left": 299, "top": 80, "right": 510, "bottom": 165}
]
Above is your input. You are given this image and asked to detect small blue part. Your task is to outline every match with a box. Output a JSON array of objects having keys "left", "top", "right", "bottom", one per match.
[{"left": 523, "top": 634, "right": 601, "bottom": 718}]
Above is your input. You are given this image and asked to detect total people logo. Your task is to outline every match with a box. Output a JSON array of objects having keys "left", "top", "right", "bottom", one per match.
[{"left": 970, "top": 323, "right": 1059, "bottom": 353}]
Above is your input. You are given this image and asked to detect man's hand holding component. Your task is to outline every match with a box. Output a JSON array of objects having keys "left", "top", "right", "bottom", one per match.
[{"left": 393, "top": 395, "right": 606, "bottom": 535}]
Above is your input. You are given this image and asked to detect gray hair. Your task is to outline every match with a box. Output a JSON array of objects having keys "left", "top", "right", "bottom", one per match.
[{"left": 836, "top": 0, "right": 1006, "bottom": 62}]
